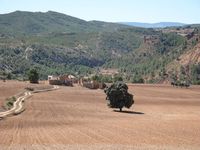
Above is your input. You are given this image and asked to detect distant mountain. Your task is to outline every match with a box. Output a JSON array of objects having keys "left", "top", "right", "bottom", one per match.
[
  {"left": 0, "top": 11, "right": 128, "bottom": 35},
  {"left": 119, "top": 22, "right": 186, "bottom": 28}
]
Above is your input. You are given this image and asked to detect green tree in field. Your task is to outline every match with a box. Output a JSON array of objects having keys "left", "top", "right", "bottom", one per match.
[
  {"left": 104, "top": 82, "right": 134, "bottom": 112},
  {"left": 28, "top": 68, "right": 39, "bottom": 83}
]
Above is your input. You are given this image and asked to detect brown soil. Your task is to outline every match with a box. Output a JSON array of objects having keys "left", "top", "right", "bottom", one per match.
[{"left": 0, "top": 81, "right": 200, "bottom": 150}]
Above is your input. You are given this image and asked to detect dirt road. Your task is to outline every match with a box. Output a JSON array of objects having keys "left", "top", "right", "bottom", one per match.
[
  {"left": 0, "top": 82, "right": 200, "bottom": 150},
  {"left": 0, "top": 80, "right": 59, "bottom": 118},
  {"left": 0, "top": 81, "right": 28, "bottom": 109}
]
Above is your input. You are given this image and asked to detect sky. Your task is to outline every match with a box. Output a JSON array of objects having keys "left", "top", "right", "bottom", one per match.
[{"left": 1, "top": 0, "right": 200, "bottom": 23}]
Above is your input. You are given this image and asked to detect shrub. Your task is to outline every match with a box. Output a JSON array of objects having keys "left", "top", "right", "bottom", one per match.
[{"left": 5, "top": 96, "right": 16, "bottom": 108}]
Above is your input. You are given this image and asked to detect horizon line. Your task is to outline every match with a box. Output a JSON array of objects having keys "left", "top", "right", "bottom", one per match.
[{"left": 0, "top": 10, "right": 199, "bottom": 24}]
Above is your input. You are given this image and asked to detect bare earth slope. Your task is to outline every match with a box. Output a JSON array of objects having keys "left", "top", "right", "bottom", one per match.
[
  {"left": 179, "top": 42, "right": 200, "bottom": 66},
  {"left": 167, "top": 42, "right": 200, "bottom": 74},
  {"left": 0, "top": 82, "right": 200, "bottom": 150}
]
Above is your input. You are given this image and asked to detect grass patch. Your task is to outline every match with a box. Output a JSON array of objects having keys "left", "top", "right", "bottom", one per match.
[{"left": 4, "top": 96, "right": 16, "bottom": 110}]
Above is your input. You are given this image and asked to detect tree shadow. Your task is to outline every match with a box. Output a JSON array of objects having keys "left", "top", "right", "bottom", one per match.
[{"left": 113, "top": 110, "right": 144, "bottom": 115}]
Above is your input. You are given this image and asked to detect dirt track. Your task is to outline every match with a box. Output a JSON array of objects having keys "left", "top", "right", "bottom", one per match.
[
  {"left": 0, "top": 81, "right": 28, "bottom": 109},
  {"left": 0, "top": 91, "right": 31, "bottom": 117},
  {"left": 0, "top": 82, "right": 58, "bottom": 117},
  {"left": 0, "top": 81, "right": 200, "bottom": 150}
]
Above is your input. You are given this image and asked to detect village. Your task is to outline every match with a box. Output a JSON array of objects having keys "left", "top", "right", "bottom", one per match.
[{"left": 48, "top": 74, "right": 106, "bottom": 89}]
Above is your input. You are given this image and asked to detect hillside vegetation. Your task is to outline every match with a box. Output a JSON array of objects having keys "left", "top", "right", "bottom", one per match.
[{"left": 0, "top": 11, "right": 199, "bottom": 84}]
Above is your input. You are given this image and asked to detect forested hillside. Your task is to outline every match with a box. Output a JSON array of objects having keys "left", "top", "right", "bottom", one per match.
[{"left": 0, "top": 11, "right": 199, "bottom": 84}]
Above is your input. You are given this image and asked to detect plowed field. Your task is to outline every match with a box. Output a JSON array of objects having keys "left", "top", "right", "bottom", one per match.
[{"left": 0, "top": 81, "right": 200, "bottom": 150}]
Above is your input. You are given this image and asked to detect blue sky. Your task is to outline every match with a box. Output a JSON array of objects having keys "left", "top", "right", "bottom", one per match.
[{"left": 1, "top": 0, "right": 200, "bottom": 23}]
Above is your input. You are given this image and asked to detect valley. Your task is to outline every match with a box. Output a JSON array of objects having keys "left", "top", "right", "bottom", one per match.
[{"left": 0, "top": 11, "right": 199, "bottom": 84}]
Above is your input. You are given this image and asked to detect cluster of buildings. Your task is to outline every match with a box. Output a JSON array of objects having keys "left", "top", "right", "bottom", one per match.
[
  {"left": 48, "top": 74, "right": 106, "bottom": 89},
  {"left": 79, "top": 78, "right": 106, "bottom": 89},
  {"left": 48, "top": 74, "right": 77, "bottom": 86}
]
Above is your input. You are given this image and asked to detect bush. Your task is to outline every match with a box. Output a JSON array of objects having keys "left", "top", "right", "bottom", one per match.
[
  {"left": 5, "top": 96, "right": 16, "bottom": 109},
  {"left": 131, "top": 76, "right": 144, "bottom": 83},
  {"left": 104, "top": 82, "right": 134, "bottom": 111},
  {"left": 113, "top": 75, "right": 123, "bottom": 82}
]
